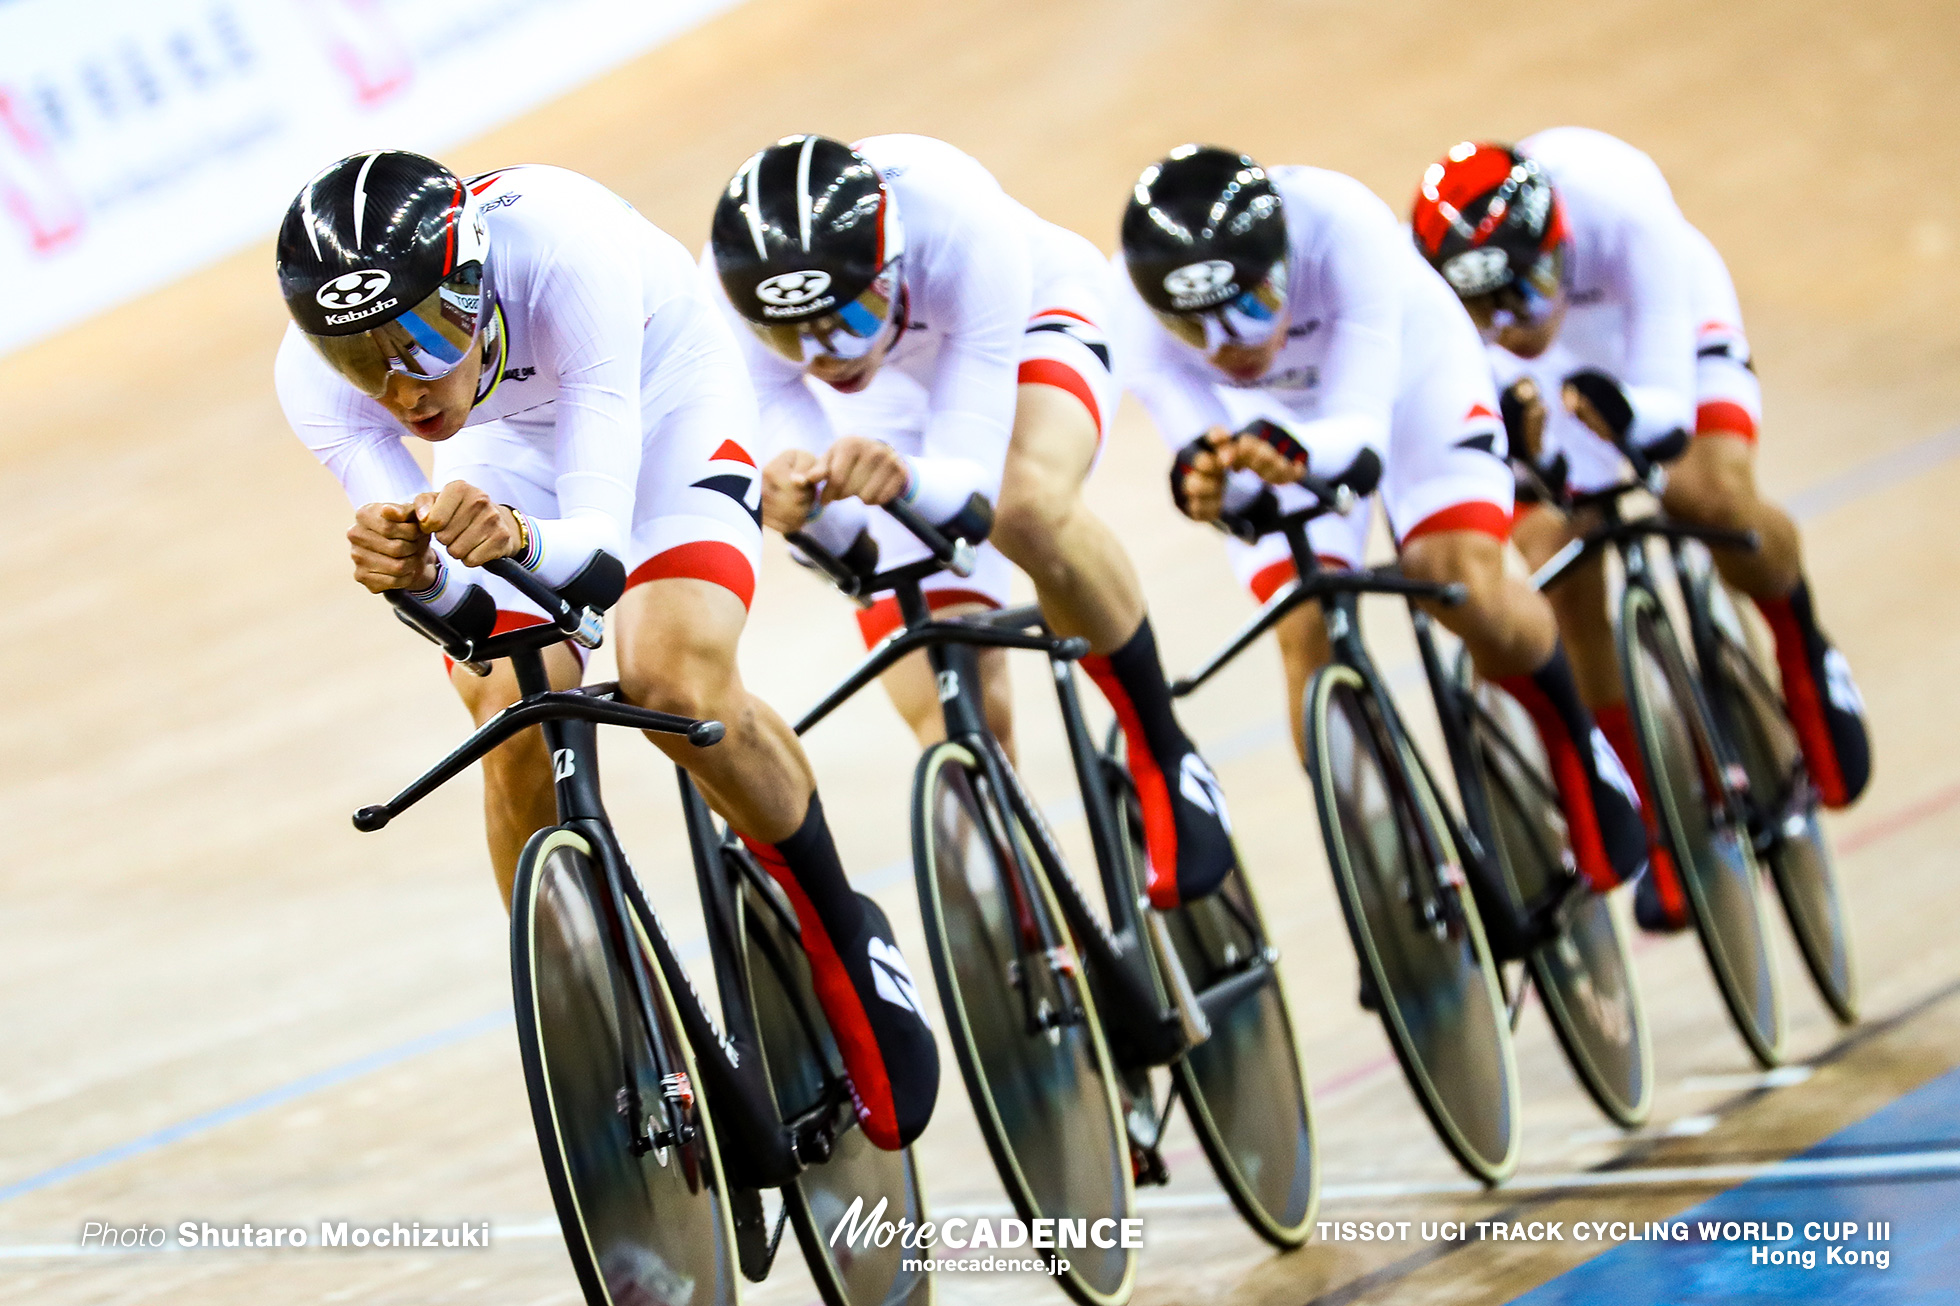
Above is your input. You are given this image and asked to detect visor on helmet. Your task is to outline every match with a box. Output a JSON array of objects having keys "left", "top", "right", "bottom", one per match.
[
  {"left": 307, "top": 262, "right": 492, "bottom": 398},
  {"left": 748, "top": 259, "right": 902, "bottom": 365},
  {"left": 1462, "top": 245, "right": 1564, "bottom": 338},
  {"left": 1151, "top": 264, "right": 1287, "bottom": 354}
]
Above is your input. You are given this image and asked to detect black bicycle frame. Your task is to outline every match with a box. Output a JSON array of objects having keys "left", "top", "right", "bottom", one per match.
[
  {"left": 793, "top": 553, "right": 1199, "bottom": 1069},
  {"left": 1171, "top": 506, "right": 1477, "bottom": 939},
  {"left": 1530, "top": 474, "right": 1760, "bottom": 811},
  {"left": 356, "top": 592, "right": 842, "bottom": 1193}
]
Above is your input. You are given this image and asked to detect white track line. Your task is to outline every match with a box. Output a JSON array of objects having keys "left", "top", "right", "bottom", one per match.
[{"left": 925, "top": 1147, "right": 1960, "bottom": 1217}]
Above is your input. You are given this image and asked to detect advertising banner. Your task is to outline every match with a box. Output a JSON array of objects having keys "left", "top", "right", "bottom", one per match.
[{"left": 0, "top": 0, "right": 739, "bottom": 355}]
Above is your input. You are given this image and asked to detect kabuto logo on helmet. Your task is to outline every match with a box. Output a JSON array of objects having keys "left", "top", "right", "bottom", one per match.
[
  {"left": 1441, "top": 248, "right": 1511, "bottom": 296},
  {"left": 316, "top": 269, "right": 393, "bottom": 310},
  {"left": 755, "top": 269, "right": 834, "bottom": 311},
  {"left": 1163, "top": 259, "right": 1239, "bottom": 310}
]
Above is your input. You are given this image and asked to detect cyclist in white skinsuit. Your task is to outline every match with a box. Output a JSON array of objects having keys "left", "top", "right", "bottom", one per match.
[
  {"left": 1117, "top": 145, "right": 1647, "bottom": 896},
  {"left": 274, "top": 153, "right": 936, "bottom": 1150},
  {"left": 1411, "top": 127, "right": 1871, "bottom": 931},
  {"left": 709, "top": 132, "right": 1238, "bottom": 910}
]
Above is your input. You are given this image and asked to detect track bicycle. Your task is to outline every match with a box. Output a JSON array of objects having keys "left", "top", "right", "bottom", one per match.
[
  {"left": 791, "top": 497, "right": 1318, "bottom": 1303},
  {"left": 1679, "top": 543, "right": 1859, "bottom": 1024},
  {"left": 1527, "top": 435, "right": 1790, "bottom": 1066},
  {"left": 352, "top": 557, "right": 929, "bottom": 1306},
  {"left": 1169, "top": 449, "right": 1526, "bottom": 1183}
]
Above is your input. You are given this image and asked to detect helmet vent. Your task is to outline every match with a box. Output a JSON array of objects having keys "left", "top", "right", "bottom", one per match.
[{"left": 351, "top": 150, "right": 384, "bottom": 249}]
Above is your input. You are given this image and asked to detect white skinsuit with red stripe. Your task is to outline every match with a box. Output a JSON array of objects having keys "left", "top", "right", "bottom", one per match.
[
  {"left": 1486, "top": 126, "right": 1765, "bottom": 495},
  {"left": 1113, "top": 164, "right": 1514, "bottom": 593}
]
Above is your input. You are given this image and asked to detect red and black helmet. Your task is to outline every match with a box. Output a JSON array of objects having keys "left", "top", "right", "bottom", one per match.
[{"left": 1410, "top": 142, "right": 1566, "bottom": 304}]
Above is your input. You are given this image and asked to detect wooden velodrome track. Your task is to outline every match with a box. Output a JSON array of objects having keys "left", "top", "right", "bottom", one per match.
[{"left": 4, "top": 0, "right": 1959, "bottom": 1302}]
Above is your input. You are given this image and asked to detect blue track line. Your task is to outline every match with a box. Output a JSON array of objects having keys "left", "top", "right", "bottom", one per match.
[{"left": 0, "top": 1011, "right": 513, "bottom": 1207}]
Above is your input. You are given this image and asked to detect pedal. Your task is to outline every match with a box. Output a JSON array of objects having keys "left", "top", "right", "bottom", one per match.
[
  {"left": 1130, "top": 1139, "right": 1171, "bottom": 1188},
  {"left": 730, "top": 1186, "right": 772, "bottom": 1283}
]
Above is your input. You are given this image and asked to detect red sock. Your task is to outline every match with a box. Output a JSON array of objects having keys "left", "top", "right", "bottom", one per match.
[
  {"left": 1594, "top": 704, "right": 1686, "bottom": 920},
  {"left": 1755, "top": 589, "right": 1849, "bottom": 807},
  {"left": 1495, "top": 670, "right": 1617, "bottom": 891}
]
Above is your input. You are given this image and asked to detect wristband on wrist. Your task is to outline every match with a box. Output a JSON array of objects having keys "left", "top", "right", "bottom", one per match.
[
  {"left": 505, "top": 505, "right": 541, "bottom": 570},
  {"left": 406, "top": 558, "right": 448, "bottom": 604}
]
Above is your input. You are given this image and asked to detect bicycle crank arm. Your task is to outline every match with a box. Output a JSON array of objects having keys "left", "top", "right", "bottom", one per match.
[
  {"left": 783, "top": 1096, "right": 844, "bottom": 1167},
  {"left": 1193, "top": 956, "right": 1274, "bottom": 1028},
  {"left": 1144, "top": 911, "right": 1212, "bottom": 1048}
]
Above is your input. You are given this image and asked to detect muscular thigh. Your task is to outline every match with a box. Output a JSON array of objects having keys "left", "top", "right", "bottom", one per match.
[
  {"left": 1000, "top": 382, "right": 1098, "bottom": 514},
  {"left": 613, "top": 576, "right": 749, "bottom": 713}
]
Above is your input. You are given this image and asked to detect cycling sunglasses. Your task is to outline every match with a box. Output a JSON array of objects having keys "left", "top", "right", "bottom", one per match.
[
  {"left": 749, "top": 261, "right": 903, "bottom": 365},
  {"left": 1466, "top": 246, "right": 1565, "bottom": 336},
  {"left": 308, "top": 263, "right": 494, "bottom": 398},
  {"left": 1153, "top": 266, "right": 1288, "bottom": 354}
]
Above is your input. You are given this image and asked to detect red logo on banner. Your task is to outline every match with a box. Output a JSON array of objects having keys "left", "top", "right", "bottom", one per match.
[
  {"left": 0, "top": 89, "right": 86, "bottom": 255},
  {"left": 304, "top": 0, "right": 415, "bottom": 107}
]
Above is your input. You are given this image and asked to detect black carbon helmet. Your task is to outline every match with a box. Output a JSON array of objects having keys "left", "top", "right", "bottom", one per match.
[
  {"left": 710, "top": 135, "right": 904, "bottom": 362},
  {"left": 276, "top": 150, "right": 495, "bottom": 396},
  {"left": 1122, "top": 145, "right": 1288, "bottom": 323}
]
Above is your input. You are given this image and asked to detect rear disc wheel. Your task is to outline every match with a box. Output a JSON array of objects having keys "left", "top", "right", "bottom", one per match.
[
  {"left": 735, "top": 854, "right": 932, "bottom": 1305},
  {"left": 1105, "top": 751, "right": 1317, "bottom": 1247},
  {"left": 1461, "top": 668, "right": 1652, "bottom": 1128},
  {"left": 1705, "top": 621, "right": 1860, "bottom": 1025}
]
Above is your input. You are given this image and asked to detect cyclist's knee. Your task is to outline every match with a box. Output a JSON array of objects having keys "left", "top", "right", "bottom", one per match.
[
  {"left": 615, "top": 579, "right": 747, "bottom": 721},
  {"left": 990, "top": 482, "right": 1074, "bottom": 571},
  {"left": 1662, "top": 440, "right": 1758, "bottom": 530},
  {"left": 1401, "top": 530, "right": 1505, "bottom": 607},
  {"left": 623, "top": 656, "right": 739, "bottom": 726}
]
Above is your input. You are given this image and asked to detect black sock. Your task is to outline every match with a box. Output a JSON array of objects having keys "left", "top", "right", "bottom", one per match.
[
  {"left": 1082, "top": 617, "right": 1191, "bottom": 765},
  {"left": 739, "top": 795, "right": 863, "bottom": 942},
  {"left": 1516, "top": 644, "right": 1597, "bottom": 749}
]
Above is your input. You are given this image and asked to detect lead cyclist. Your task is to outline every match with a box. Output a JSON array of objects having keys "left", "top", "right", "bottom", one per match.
[
  {"left": 1411, "top": 128, "right": 1874, "bottom": 932},
  {"left": 273, "top": 151, "right": 936, "bottom": 1150}
]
